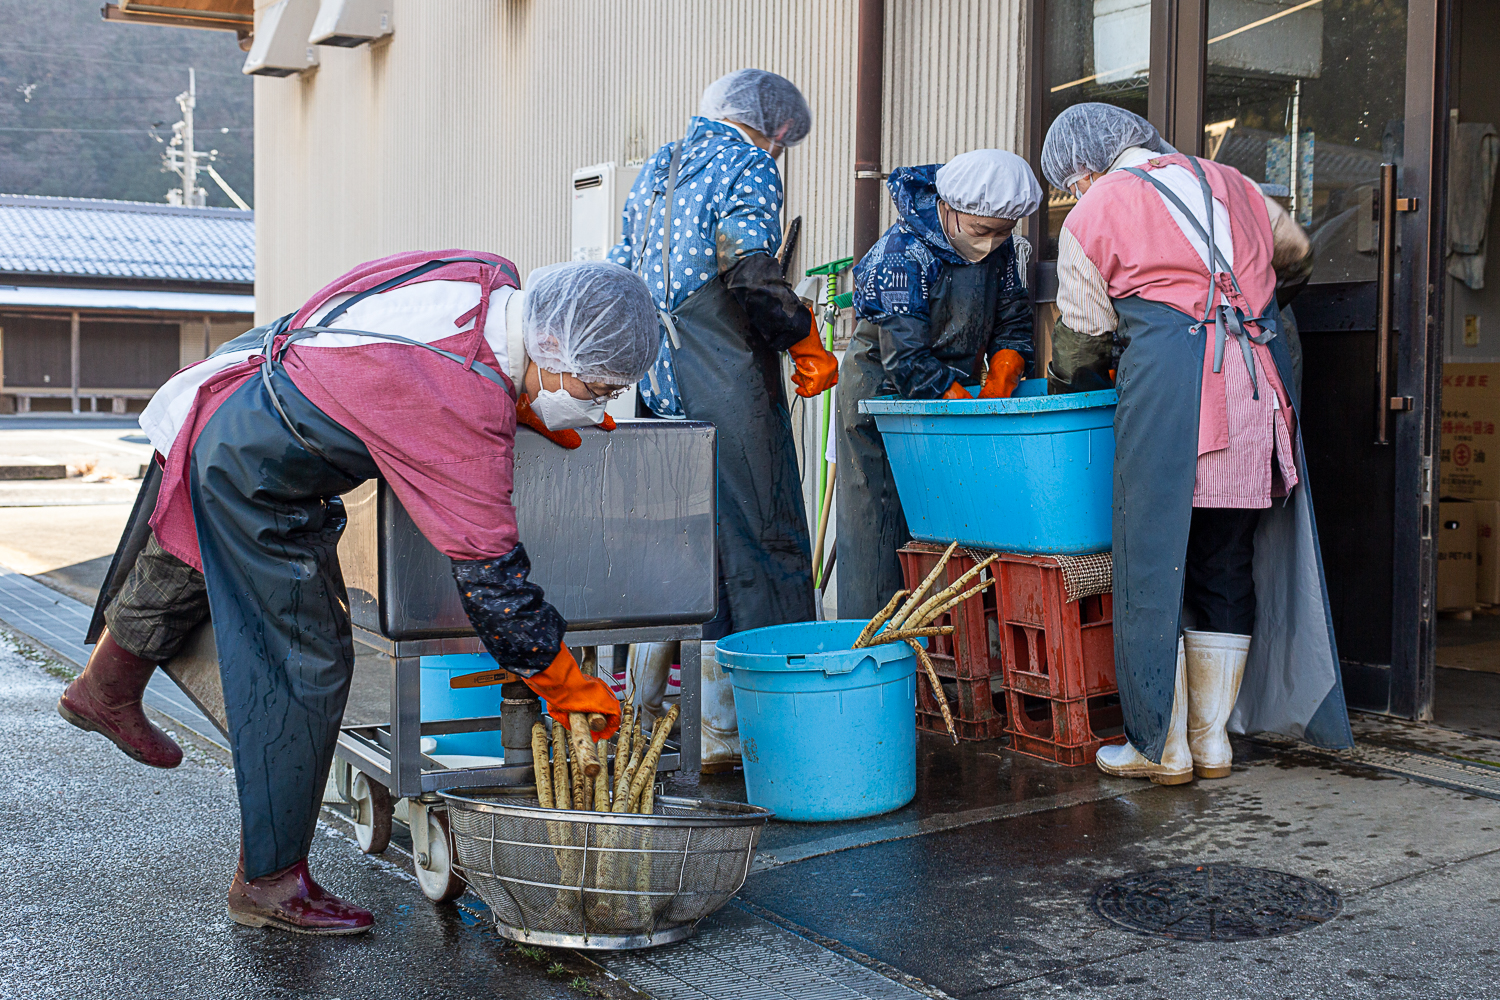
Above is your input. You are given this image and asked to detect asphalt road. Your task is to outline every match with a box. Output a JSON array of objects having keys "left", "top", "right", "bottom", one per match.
[{"left": 0, "top": 630, "right": 632, "bottom": 1000}]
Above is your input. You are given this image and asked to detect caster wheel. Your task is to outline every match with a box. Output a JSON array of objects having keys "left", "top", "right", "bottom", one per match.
[
  {"left": 414, "top": 808, "right": 466, "bottom": 903},
  {"left": 350, "top": 771, "right": 393, "bottom": 854}
]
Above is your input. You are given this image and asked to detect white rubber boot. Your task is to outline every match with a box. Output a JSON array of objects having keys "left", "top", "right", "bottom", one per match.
[
  {"left": 627, "top": 642, "right": 675, "bottom": 726},
  {"left": 1095, "top": 638, "right": 1194, "bottom": 785},
  {"left": 1182, "top": 629, "right": 1251, "bottom": 779},
  {"left": 699, "top": 641, "right": 742, "bottom": 774}
]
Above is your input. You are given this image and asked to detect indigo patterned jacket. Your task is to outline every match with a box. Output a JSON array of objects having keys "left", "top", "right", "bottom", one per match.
[
  {"left": 609, "top": 117, "right": 810, "bottom": 416},
  {"left": 852, "top": 165, "right": 1034, "bottom": 399}
]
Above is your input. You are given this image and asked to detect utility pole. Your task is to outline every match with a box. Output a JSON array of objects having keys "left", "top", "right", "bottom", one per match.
[{"left": 164, "top": 69, "right": 206, "bottom": 207}]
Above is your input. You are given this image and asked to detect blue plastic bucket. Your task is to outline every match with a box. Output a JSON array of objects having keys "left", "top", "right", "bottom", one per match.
[
  {"left": 716, "top": 621, "right": 917, "bottom": 822},
  {"left": 419, "top": 654, "right": 506, "bottom": 757},
  {"left": 860, "top": 378, "right": 1117, "bottom": 554}
]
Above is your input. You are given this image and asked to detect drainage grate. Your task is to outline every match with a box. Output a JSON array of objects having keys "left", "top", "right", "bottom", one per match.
[
  {"left": 1092, "top": 864, "right": 1341, "bottom": 942},
  {"left": 1325, "top": 743, "right": 1500, "bottom": 800},
  {"left": 595, "top": 904, "right": 935, "bottom": 999}
]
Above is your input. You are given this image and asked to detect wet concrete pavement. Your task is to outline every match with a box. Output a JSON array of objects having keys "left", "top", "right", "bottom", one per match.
[
  {"left": 736, "top": 740, "right": 1500, "bottom": 998},
  {"left": 6, "top": 612, "right": 1500, "bottom": 998},
  {"left": 0, "top": 631, "right": 632, "bottom": 1000}
]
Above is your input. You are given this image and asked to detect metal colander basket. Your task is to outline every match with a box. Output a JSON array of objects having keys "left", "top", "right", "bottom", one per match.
[{"left": 440, "top": 790, "right": 773, "bottom": 950}]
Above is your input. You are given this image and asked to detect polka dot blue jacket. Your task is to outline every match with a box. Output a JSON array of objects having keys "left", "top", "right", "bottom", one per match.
[{"left": 608, "top": 117, "right": 788, "bottom": 416}]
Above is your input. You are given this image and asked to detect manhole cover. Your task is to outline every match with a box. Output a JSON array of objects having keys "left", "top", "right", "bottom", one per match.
[{"left": 1092, "top": 864, "right": 1341, "bottom": 942}]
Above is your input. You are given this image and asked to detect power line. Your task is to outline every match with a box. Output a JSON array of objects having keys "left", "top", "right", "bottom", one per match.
[
  {"left": 0, "top": 46, "right": 247, "bottom": 75},
  {"left": 0, "top": 126, "right": 251, "bottom": 133}
]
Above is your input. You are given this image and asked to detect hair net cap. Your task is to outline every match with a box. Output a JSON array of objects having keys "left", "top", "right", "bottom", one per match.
[
  {"left": 522, "top": 261, "right": 658, "bottom": 385},
  {"left": 935, "top": 150, "right": 1042, "bottom": 219},
  {"left": 699, "top": 69, "right": 812, "bottom": 147},
  {"left": 1040, "top": 103, "right": 1177, "bottom": 190}
]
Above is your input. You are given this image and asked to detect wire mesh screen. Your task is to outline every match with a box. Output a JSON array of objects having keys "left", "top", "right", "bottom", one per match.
[{"left": 444, "top": 793, "right": 769, "bottom": 944}]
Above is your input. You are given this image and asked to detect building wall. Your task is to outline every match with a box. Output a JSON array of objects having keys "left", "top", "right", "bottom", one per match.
[
  {"left": 253, "top": 0, "right": 1030, "bottom": 320},
  {"left": 253, "top": 0, "right": 1030, "bottom": 614}
]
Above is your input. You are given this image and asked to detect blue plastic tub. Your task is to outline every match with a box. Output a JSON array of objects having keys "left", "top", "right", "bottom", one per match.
[
  {"left": 860, "top": 378, "right": 1117, "bottom": 554},
  {"left": 716, "top": 621, "right": 916, "bottom": 822},
  {"left": 419, "top": 654, "right": 506, "bottom": 757}
]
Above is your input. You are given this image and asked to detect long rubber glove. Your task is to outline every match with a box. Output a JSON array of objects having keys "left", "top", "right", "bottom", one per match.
[
  {"left": 979, "top": 349, "right": 1025, "bottom": 399},
  {"left": 787, "top": 316, "right": 839, "bottom": 397},
  {"left": 515, "top": 394, "right": 617, "bottom": 449},
  {"left": 941, "top": 381, "right": 973, "bottom": 400},
  {"left": 525, "top": 644, "right": 621, "bottom": 741}
]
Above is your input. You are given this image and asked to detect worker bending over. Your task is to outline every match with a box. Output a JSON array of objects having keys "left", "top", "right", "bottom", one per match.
[
  {"left": 1042, "top": 103, "right": 1352, "bottom": 783},
  {"left": 608, "top": 69, "right": 838, "bottom": 770},
  {"left": 59, "top": 255, "right": 655, "bottom": 934},
  {"left": 837, "top": 150, "right": 1041, "bottom": 618}
]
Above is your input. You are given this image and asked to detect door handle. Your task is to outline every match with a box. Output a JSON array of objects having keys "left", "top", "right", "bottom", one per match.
[{"left": 1375, "top": 162, "right": 1397, "bottom": 445}]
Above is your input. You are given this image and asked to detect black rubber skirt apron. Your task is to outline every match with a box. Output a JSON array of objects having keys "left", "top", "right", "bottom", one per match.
[
  {"left": 669, "top": 275, "right": 814, "bottom": 634},
  {"left": 190, "top": 371, "right": 378, "bottom": 880},
  {"left": 637, "top": 136, "right": 813, "bottom": 635}
]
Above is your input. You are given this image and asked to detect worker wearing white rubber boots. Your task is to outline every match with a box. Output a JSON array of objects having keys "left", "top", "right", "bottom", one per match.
[
  {"left": 628, "top": 641, "right": 740, "bottom": 772},
  {"left": 1041, "top": 104, "right": 1355, "bottom": 784}
]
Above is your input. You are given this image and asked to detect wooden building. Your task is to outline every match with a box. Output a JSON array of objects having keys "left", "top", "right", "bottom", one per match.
[{"left": 0, "top": 194, "right": 254, "bottom": 414}]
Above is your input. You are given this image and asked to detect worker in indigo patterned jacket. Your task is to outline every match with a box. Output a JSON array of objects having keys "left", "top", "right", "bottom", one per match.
[
  {"left": 57, "top": 255, "right": 656, "bottom": 935},
  {"left": 836, "top": 150, "right": 1041, "bottom": 620}
]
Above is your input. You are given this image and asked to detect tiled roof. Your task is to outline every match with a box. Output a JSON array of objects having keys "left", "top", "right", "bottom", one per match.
[{"left": 0, "top": 194, "right": 253, "bottom": 285}]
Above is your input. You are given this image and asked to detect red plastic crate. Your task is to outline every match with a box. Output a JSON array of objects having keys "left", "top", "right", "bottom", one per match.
[
  {"left": 899, "top": 543, "right": 1126, "bottom": 763},
  {"left": 898, "top": 543, "right": 1006, "bottom": 740},
  {"left": 1003, "top": 689, "right": 1124, "bottom": 765},
  {"left": 991, "top": 552, "right": 1124, "bottom": 765}
]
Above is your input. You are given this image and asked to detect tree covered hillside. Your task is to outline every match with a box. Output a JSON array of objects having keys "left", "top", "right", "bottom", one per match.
[{"left": 0, "top": 0, "right": 252, "bottom": 207}]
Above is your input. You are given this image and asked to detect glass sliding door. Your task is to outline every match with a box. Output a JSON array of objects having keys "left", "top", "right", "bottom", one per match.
[
  {"left": 1202, "top": 0, "right": 1408, "bottom": 284},
  {"left": 1201, "top": 0, "right": 1421, "bottom": 712}
]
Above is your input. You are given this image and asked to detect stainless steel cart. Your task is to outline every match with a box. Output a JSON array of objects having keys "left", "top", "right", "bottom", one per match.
[{"left": 331, "top": 421, "right": 718, "bottom": 900}]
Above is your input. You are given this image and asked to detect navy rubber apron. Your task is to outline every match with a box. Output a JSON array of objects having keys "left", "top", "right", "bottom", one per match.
[
  {"left": 1107, "top": 157, "right": 1353, "bottom": 761},
  {"left": 834, "top": 255, "right": 1008, "bottom": 621},
  {"left": 634, "top": 136, "right": 814, "bottom": 636}
]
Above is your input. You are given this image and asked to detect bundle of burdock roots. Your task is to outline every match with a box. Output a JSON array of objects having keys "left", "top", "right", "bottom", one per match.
[
  {"left": 526, "top": 702, "right": 680, "bottom": 928},
  {"left": 852, "top": 541, "right": 995, "bottom": 743},
  {"left": 530, "top": 701, "right": 679, "bottom": 814}
]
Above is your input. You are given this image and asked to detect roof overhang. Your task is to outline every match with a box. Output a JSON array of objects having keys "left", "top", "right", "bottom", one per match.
[
  {"left": 0, "top": 285, "right": 254, "bottom": 316},
  {"left": 102, "top": 1, "right": 253, "bottom": 37}
]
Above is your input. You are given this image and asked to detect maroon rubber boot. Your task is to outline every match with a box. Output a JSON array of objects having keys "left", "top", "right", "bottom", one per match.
[
  {"left": 228, "top": 857, "right": 375, "bottom": 935},
  {"left": 57, "top": 630, "right": 182, "bottom": 769}
]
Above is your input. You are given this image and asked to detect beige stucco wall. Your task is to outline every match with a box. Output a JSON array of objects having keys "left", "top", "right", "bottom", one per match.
[{"left": 253, "top": 0, "right": 1029, "bottom": 321}]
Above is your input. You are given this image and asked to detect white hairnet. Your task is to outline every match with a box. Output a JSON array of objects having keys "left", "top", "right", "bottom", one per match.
[
  {"left": 935, "top": 150, "right": 1042, "bottom": 219},
  {"left": 699, "top": 69, "right": 812, "bottom": 147},
  {"left": 522, "top": 262, "right": 658, "bottom": 384},
  {"left": 1040, "top": 103, "right": 1177, "bottom": 190}
]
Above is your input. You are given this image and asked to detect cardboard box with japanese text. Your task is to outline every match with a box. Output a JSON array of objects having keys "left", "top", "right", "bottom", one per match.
[
  {"left": 1437, "top": 500, "right": 1478, "bottom": 611},
  {"left": 1473, "top": 500, "right": 1500, "bottom": 606},
  {"left": 1440, "top": 364, "right": 1500, "bottom": 500}
]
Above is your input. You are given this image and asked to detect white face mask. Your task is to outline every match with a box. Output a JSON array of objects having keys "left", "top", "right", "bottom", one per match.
[{"left": 531, "top": 370, "right": 607, "bottom": 430}]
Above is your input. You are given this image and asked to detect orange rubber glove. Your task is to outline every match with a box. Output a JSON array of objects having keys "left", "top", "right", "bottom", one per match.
[
  {"left": 941, "top": 380, "right": 974, "bottom": 400},
  {"left": 524, "top": 644, "right": 621, "bottom": 741},
  {"left": 788, "top": 316, "right": 839, "bottom": 397},
  {"left": 979, "top": 349, "right": 1025, "bottom": 399}
]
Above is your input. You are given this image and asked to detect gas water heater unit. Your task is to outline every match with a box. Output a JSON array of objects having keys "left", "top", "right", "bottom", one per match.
[
  {"left": 570, "top": 161, "right": 644, "bottom": 419},
  {"left": 570, "top": 162, "right": 640, "bottom": 262}
]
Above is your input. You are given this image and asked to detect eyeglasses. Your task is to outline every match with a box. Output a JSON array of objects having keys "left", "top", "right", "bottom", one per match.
[{"left": 585, "top": 384, "right": 630, "bottom": 403}]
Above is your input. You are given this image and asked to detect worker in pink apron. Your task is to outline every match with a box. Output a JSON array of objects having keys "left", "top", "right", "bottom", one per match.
[
  {"left": 58, "top": 256, "right": 655, "bottom": 933},
  {"left": 1042, "top": 104, "right": 1350, "bottom": 784}
]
